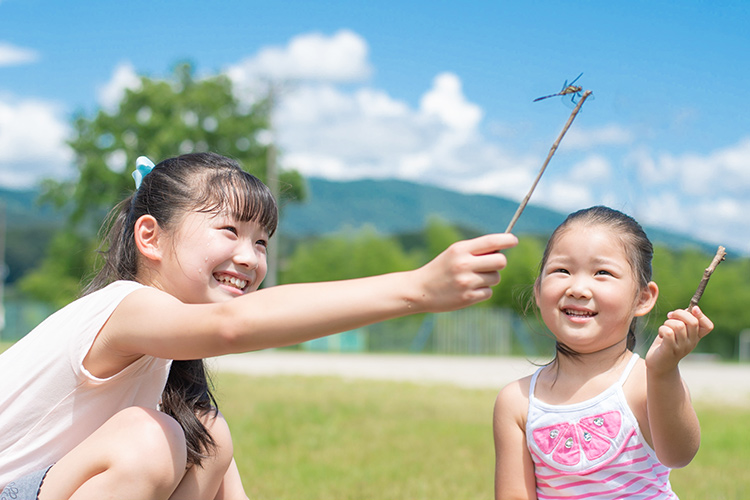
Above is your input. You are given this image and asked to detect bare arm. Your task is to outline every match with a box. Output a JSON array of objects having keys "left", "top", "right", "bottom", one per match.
[
  {"left": 645, "top": 306, "right": 713, "bottom": 468},
  {"left": 493, "top": 380, "right": 537, "bottom": 500},
  {"left": 92, "top": 234, "right": 517, "bottom": 369}
]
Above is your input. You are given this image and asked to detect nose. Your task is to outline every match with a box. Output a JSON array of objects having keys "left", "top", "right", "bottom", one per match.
[
  {"left": 234, "top": 240, "right": 263, "bottom": 270},
  {"left": 566, "top": 274, "right": 592, "bottom": 299}
]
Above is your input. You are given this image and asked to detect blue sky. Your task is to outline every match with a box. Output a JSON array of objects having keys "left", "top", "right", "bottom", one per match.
[{"left": 1, "top": 0, "right": 749, "bottom": 253}]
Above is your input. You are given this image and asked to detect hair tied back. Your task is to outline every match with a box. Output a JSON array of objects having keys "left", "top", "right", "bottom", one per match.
[{"left": 132, "top": 156, "right": 155, "bottom": 190}]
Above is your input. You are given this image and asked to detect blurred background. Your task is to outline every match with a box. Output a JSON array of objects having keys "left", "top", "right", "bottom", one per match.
[{"left": 1, "top": 0, "right": 749, "bottom": 360}]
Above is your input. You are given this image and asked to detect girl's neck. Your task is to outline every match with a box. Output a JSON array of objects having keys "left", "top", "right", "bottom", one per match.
[
  {"left": 535, "top": 339, "right": 634, "bottom": 405},
  {"left": 553, "top": 338, "right": 632, "bottom": 378}
]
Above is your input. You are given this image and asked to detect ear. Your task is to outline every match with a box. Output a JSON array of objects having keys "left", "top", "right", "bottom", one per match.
[
  {"left": 134, "top": 214, "right": 164, "bottom": 262},
  {"left": 634, "top": 281, "right": 659, "bottom": 317}
]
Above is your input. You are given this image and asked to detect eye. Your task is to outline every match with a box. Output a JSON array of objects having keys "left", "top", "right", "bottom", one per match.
[
  {"left": 221, "top": 226, "right": 238, "bottom": 235},
  {"left": 595, "top": 269, "right": 613, "bottom": 277},
  {"left": 256, "top": 239, "right": 268, "bottom": 249},
  {"left": 551, "top": 268, "right": 570, "bottom": 275}
]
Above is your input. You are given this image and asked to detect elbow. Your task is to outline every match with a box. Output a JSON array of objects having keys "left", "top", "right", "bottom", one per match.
[
  {"left": 661, "top": 450, "right": 698, "bottom": 469},
  {"left": 212, "top": 303, "right": 248, "bottom": 354},
  {"left": 658, "top": 440, "right": 700, "bottom": 469},
  {"left": 662, "top": 456, "right": 695, "bottom": 470}
]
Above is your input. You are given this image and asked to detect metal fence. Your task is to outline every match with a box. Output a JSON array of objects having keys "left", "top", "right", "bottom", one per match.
[{"left": 301, "top": 307, "right": 554, "bottom": 357}]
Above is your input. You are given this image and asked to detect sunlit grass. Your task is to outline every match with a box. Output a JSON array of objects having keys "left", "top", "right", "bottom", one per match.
[
  {"left": 216, "top": 372, "right": 750, "bottom": 500},
  {"left": 2, "top": 336, "right": 745, "bottom": 499}
]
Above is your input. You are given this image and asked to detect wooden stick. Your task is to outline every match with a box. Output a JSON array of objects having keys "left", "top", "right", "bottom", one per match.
[
  {"left": 688, "top": 246, "right": 727, "bottom": 311},
  {"left": 505, "top": 89, "right": 593, "bottom": 233}
]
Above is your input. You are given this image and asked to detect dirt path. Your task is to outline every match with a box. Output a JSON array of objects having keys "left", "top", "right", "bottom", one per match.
[{"left": 211, "top": 351, "right": 750, "bottom": 408}]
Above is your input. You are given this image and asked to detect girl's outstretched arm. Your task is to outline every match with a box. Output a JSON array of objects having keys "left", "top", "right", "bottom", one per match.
[
  {"left": 645, "top": 305, "right": 713, "bottom": 468},
  {"left": 90, "top": 234, "right": 517, "bottom": 373},
  {"left": 493, "top": 379, "right": 537, "bottom": 500}
]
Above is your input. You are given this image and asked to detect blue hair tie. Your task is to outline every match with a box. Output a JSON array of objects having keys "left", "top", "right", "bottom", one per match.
[{"left": 132, "top": 156, "right": 155, "bottom": 190}]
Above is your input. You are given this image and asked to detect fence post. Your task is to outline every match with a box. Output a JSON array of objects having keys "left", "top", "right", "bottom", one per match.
[{"left": 739, "top": 329, "right": 750, "bottom": 362}]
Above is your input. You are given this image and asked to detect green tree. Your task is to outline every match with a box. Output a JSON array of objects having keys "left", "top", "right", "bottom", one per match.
[
  {"left": 281, "top": 226, "right": 418, "bottom": 283},
  {"left": 489, "top": 236, "right": 545, "bottom": 314},
  {"left": 423, "top": 216, "right": 463, "bottom": 259},
  {"left": 653, "top": 246, "right": 750, "bottom": 358},
  {"left": 21, "top": 62, "right": 304, "bottom": 304}
]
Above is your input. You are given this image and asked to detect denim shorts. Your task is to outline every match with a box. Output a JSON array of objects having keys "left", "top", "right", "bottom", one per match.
[{"left": 1, "top": 465, "right": 53, "bottom": 500}]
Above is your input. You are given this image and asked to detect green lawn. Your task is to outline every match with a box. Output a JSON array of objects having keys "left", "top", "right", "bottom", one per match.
[
  {"left": 2, "top": 338, "right": 746, "bottom": 499},
  {"left": 217, "top": 372, "right": 750, "bottom": 500}
]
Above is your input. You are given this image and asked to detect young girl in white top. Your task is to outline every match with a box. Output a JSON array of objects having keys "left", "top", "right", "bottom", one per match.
[
  {"left": 493, "top": 206, "right": 714, "bottom": 500},
  {"left": 0, "top": 152, "right": 518, "bottom": 500}
]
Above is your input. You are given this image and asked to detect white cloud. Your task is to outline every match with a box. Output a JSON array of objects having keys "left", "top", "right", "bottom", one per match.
[
  {"left": 0, "top": 96, "right": 73, "bottom": 187},
  {"left": 0, "top": 42, "right": 39, "bottom": 67},
  {"left": 568, "top": 154, "right": 612, "bottom": 182},
  {"left": 419, "top": 73, "right": 482, "bottom": 131},
  {"left": 272, "top": 71, "right": 534, "bottom": 202},
  {"left": 565, "top": 123, "right": 634, "bottom": 150},
  {"left": 96, "top": 61, "right": 142, "bottom": 112},
  {"left": 227, "top": 30, "right": 372, "bottom": 100},
  {"left": 575, "top": 137, "right": 750, "bottom": 253}
]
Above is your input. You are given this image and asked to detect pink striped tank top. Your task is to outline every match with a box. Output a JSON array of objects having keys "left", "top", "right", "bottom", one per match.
[{"left": 526, "top": 353, "right": 678, "bottom": 499}]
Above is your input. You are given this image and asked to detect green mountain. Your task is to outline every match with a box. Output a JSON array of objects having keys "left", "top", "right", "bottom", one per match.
[
  {"left": 0, "top": 178, "right": 717, "bottom": 285},
  {"left": 281, "top": 178, "right": 715, "bottom": 251}
]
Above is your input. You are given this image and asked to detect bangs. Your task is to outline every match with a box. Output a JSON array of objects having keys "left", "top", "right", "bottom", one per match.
[{"left": 194, "top": 169, "right": 278, "bottom": 236}]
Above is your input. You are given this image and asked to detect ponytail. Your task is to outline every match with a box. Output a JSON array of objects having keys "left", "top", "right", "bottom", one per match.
[
  {"left": 159, "top": 360, "right": 219, "bottom": 465},
  {"left": 85, "top": 152, "right": 278, "bottom": 466}
]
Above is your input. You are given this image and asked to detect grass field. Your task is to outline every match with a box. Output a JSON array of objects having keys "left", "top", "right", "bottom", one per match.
[
  {"left": 2, "top": 339, "right": 746, "bottom": 499},
  {"left": 216, "top": 372, "right": 750, "bottom": 500}
]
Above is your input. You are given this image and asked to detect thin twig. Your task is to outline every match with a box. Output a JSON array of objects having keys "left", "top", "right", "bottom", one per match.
[
  {"left": 505, "top": 90, "right": 593, "bottom": 233},
  {"left": 688, "top": 246, "right": 727, "bottom": 312}
]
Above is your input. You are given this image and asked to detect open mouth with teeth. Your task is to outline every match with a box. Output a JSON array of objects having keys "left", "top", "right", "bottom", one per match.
[
  {"left": 214, "top": 273, "right": 249, "bottom": 292},
  {"left": 562, "top": 308, "right": 596, "bottom": 318}
]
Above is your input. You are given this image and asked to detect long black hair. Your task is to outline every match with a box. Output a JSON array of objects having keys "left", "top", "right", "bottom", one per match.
[{"left": 85, "top": 152, "right": 278, "bottom": 465}]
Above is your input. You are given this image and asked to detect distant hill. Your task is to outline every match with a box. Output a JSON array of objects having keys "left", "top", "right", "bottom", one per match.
[
  {"left": 281, "top": 177, "right": 715, "bottom": 251},
  {"left": 0, "top": 178, "right": 716, "bottom": 285},
  {"left": 0, "top": 188, "right": 62, "bottom": 228}
]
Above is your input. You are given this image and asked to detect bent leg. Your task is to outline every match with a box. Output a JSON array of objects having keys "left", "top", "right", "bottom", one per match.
[
  {"left": 214, "top": 458, "right": 249, "bottom": 500},
  {"left": 169, "top": 411, "right": 243, "bottom": 500},
  {"left": 39, "top": 406, "right": 187, "bottom": 500}
]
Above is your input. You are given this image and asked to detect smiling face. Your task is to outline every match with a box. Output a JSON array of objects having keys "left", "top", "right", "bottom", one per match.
[
  {"left": 534, "top": 223, "right": 656, "bottom": 354},
  {"left": 153, "top": 210, "right": 269, "bottom": 304}
]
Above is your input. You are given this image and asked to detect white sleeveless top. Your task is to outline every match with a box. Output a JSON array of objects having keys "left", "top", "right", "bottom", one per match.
[
  {"left": 0, "top": 281, "right": 172, "bottom": 489},
  {"left": 526, "top": 353, "right": 678, "bottom": 499}
]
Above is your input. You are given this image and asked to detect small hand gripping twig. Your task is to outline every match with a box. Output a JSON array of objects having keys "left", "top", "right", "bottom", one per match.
[
  {"left": 505, "top": 90, "right": 593, "bottom": 233},
  {"left": 687, "top": 246, "right": 727, "bottom": 312}
]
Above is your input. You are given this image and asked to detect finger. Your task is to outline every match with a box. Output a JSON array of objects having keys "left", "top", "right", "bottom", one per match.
[
  {"left": 657, "top": 324, "right": 675, "bottom": 342},
  {"left": 690, "top": 306, "right": 715, "bottom": 338},
  {"left": 471, "top": 252, "right": 508, "bottom": 273},
  {"left": 465, "top": 233, "right": 519, "bottom": 255},
  {"left": 667, "top": 308, "right": 699, "bottom": 326},
  {"left": 474, "top": 270, "right": 502, "bottom": 288},
  {"left": 659, "top": 320, "right": 683, "bottom": 339}
]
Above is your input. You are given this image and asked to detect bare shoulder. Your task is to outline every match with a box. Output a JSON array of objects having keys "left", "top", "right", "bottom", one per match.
[
  {"left": 623, "top": 355, "right": 652, "bottom": 441},
  {"left": 623, "top": 355, "right": 648, "bottom": 406},
  {"left": 494, "top": 376, "right": 532, "bottom": 426}
]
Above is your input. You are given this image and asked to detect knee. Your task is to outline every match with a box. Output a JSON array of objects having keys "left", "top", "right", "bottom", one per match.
[
  {"left": 111, "top": 407, "right": 187, "bottom": 484},
  {"left": 200, "top": 410, "right": 234, "bottom": 469}
]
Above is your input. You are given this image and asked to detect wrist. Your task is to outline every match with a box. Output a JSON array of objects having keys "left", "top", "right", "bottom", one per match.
[
  {"left": 396, "top": 269, "right": 429, "bottom": 314},
  {"left": 646, "top": 362, "right": 682, "bottom": 386}
]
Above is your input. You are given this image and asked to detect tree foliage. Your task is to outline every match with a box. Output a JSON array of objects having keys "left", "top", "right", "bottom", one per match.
[
  {"left": 21, "top": 63, "right": 303, "bottom": 303},
  {"left": 279, "top": 221, "right": 750, "bottom": 359},
  {"left": 281, "top": 226, "right": 419, "bottom": 284}
]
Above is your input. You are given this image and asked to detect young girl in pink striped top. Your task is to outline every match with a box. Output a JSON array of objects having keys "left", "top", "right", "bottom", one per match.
[{"left": 493, "top": 206, "right": 713, "bottom": 500}]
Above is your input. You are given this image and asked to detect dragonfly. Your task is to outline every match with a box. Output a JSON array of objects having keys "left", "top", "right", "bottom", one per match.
[{"left": 533, "top": 73, "right": 584, "bottom": 104}]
